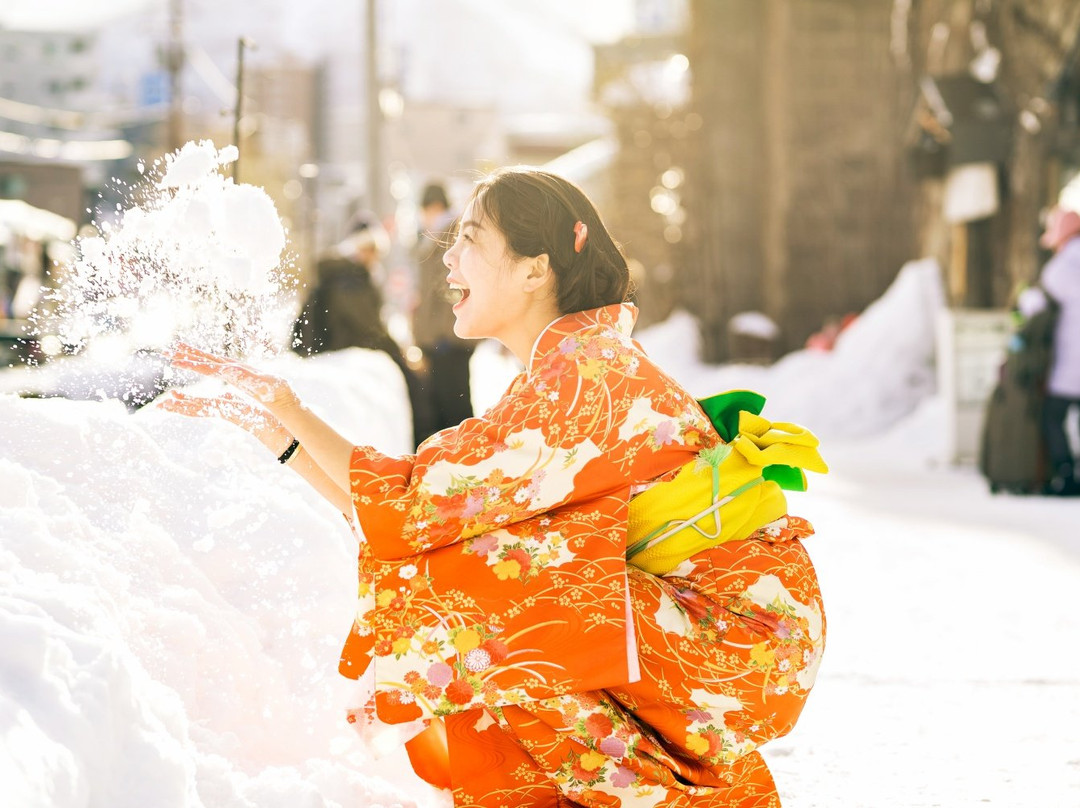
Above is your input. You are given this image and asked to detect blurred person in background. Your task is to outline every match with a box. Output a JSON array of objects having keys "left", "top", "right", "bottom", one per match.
[
  {"left": 161, "top": 167, "right": 827, "bottom": 806},
  {"left": 292, "top": 213, "right": 435, "bottom": 448},
  {"left": 292, "top": 213, "right": 391, "bottom": 355},
  {"left": 979, "top": 277, "right": 1059, "bottom": 495},
  {"left": 1, "top": 266, "right": 18, "bottom": 320},
  {"left": 1024, "top": 205, "right": 1080, "bottom": 496},
  {"left": 411, "top": 181, "right": 474, "bottom": 440}
]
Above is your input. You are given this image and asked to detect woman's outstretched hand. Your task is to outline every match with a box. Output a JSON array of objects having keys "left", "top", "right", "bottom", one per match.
[
  {"left": 157, "top": 342, "right": 356, "bottom": 514},
  {"left": 163, "top": 343, "right": 299, "bottom": 412},
  {"left": 157, "top": 388, "right": 280, "bottom": 434},
  {"left": 156, "top": 343, "right": 295, "bottom": 451}
]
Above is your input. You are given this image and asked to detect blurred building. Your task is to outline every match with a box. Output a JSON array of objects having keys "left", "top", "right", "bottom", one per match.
[
  {"left": 0, "top": 161, "right": 82, "bottom": 224},
  {"left": 591, "top": 24, "right": 692, "bottom": 331},
  {"left": 236, "top": 59, "right": 321, "bottom": 276},
  {"left": 0, "top": 29, "right": 100, "bottom": 111},
  {"left": 0, "top": 27, "right": 137, "bottom": 194}
]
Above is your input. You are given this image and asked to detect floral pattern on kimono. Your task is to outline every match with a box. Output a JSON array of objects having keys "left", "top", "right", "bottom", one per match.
[{"left": 436, "top": 517, "right": 824, "bottom": 808}]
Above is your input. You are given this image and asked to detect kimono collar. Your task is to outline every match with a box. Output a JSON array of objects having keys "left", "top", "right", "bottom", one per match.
[{"left": 528, "top": 302, "right": 639, "bottom": 375}]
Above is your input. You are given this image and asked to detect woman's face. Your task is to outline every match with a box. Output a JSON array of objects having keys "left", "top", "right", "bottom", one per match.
[{"left": 442, "top": 200, "right": 538, "bottom": 346}]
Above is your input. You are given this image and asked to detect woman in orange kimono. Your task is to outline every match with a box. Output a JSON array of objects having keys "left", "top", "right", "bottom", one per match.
[{"left": 162, "top": 167, "right": 827, "bottom": 807}]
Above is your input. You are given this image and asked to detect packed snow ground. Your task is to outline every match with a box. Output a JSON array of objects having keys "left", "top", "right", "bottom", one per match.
[{"left": 2, "top": 260, "right": 1079, "bottom": 807}]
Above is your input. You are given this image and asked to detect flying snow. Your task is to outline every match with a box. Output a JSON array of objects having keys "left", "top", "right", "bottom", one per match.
[{"left": 29, "top": 141, "right": 296, "bottom": 367}]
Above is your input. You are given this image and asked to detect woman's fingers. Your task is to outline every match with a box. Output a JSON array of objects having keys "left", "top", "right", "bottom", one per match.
[
  {"left": 165, "top": 346, "right": 262, "bottom": 390},
  {"left": 156, "top": 390, "right": 217, "bottom": 418},
  {"left": 158, "top": 390, "right": 243, "bottom": 417},
  {"left": 164, "top": 348, "right": 229, "bottom": 378},
  {"left": 162, "top": 344, "right": 292, "bottom": 408},
  {"left": 166, "top": 343, "right": 249, "bottom": 376},
  {"left": 169, "top": 342, "right": 229, "bottom": 365},
  {"left": 165, "top": 344, "right": 219, "bottom": 368},
  {"left": 157, "top": 390, "right": 277, "bottom": 433}
]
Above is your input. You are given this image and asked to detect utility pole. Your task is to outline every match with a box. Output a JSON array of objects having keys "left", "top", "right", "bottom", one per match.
[
  {"left": 364, "top": 0, "right": 384, "bottom": 216},
  {"left": 233, "top": 37, "right": 255, "bottom": 183},
  {"left": 166, "top": 0, "right": 184, "bottom": 152}
]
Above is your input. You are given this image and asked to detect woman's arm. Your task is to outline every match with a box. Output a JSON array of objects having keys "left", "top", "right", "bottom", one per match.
[
  {"left": 160, "top": 345, "right": 356, "bottom": 515},
  {"left": 284, "top": 446, "right": 353, "bottom": 515},
  {"left": 262, "top": 396, "right": 356, "bottom": 496}
]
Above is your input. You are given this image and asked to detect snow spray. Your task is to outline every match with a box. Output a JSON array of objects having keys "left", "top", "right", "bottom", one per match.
[{"left": 28, "top": 141, "right": 297, "bottom": 372}]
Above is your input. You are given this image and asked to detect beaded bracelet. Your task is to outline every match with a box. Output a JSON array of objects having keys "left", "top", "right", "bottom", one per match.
[{"left": 278, "top": 438, "right": 301, "bottom": 465}]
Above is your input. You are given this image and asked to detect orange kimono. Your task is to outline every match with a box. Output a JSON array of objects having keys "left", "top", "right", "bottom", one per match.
[{"left": 342, "top": 304, "right": 825, "bottom": 807}]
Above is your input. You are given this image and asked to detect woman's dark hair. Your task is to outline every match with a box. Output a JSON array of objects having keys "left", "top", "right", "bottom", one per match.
[{"left": 467, "top": 166, "right": 632, "bottom": 315}]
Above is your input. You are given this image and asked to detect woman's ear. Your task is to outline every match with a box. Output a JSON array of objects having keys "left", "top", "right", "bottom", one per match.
[{"left": 522, "top": 253, "right": 553, "bottom": 293}]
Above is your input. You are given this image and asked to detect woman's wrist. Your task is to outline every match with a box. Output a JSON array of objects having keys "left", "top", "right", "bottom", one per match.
[
  {"left": 266, "top": 382, "right": 303, "bottom": 415},
  {"left": 268, "top": 397, "right": 316, "bottom": 441},
  {"left": 257, "top": 427, "right": 293, "bottom": 455},
  {"left": 277, "top": 437, "right": 301, "bottom": 465}
]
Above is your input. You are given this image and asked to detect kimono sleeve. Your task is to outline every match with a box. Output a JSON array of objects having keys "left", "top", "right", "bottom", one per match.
[{"left": 350, "top": 352, "right": 631, "bottom": 561}]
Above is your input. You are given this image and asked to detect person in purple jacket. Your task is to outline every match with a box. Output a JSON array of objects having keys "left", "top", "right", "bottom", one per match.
[{"left": 1033, "top": 206, "right": 1080, "bottom": 495}]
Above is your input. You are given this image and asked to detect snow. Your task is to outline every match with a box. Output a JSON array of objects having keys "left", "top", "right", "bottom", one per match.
[
  {"left": 33, "top": 141, "right": 294, "bottom": 366},
  {"left": 727, "top": 310, "right": 781, "bottom": 340},
  {"left": 635, "top": 258, "right": 947, "bottom": 441},
  {"left": 3, "top": 249, "right": 1080, "bottom": 806},
  {"left": 2, "top": 349, "right": 438, "bottom": 808},
  {"left": 758, "top": 395, "right": 1080, "bottom": 807}
]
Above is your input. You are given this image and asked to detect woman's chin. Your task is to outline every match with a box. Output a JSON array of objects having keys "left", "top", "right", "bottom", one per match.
[
  {"left": 452, "top": 319, "right": 473, "bottom": 340},
  {"left": 453, "top": 320, "right": 491, "bottom": 343}
]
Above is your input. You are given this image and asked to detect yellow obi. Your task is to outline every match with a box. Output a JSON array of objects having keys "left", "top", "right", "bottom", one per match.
[{"left": 626, "top": 393, "right": 828, "bottom": 576}]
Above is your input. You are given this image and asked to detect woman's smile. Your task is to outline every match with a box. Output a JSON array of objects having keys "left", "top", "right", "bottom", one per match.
[{"left": 447, "top": 283, "right": 469, "bottom": 308}]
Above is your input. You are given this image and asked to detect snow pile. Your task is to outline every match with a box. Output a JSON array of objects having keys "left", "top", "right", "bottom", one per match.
[
  {"left": 636, "top": 258, "right": 948, "bottom": 439},
  {"left": 0, "top": 348, "right": 440, "bottom": 808},
  {"left": 728, "top": 310, "right": 781, "bottom": 340},
  {"left": 30, "top": 141, "right": 295, "bottom": 367}
]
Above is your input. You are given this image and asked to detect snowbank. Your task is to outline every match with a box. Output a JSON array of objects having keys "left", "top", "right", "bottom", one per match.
[
  {"left": 636, "top": 258, "right": 947, "bottom": 439},
  {"left": 1, "top": 348, "right": 443, "bottom": 808}
]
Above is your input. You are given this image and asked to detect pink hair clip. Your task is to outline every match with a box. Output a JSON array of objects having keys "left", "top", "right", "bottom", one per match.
[{"left": 573, "top": 220, "right": 588, "bottom": 253}]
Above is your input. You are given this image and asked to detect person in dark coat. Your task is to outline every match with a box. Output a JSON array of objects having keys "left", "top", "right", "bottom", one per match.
[
  {"left": 293, "top": 215, "right": 436, "bottom": 449},
  {"left": 293, "top": 256, "right": 395, "bottom": 356},
  {"left": 411, "top": 182, "right": 474, "bottom": 440},
  {"left": 979, "top": 286, "right": 1058, "bottom": 494}
]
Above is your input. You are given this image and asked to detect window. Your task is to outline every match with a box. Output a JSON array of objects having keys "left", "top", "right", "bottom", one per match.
[{"left": 0, "top": 174, "right": 28, "bottom": 199}]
